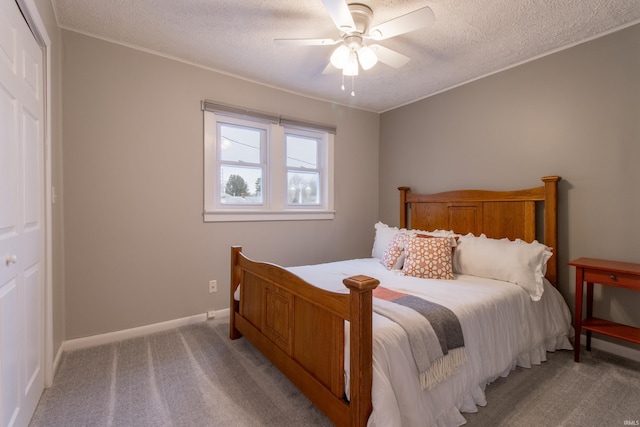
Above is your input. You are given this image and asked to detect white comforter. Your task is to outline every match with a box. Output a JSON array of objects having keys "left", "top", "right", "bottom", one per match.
[{"left": 287, "top": 258, "right": 573, "bottom": 427}]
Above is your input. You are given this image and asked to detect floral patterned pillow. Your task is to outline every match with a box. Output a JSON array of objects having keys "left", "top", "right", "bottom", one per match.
[
  {"left": 402, "top": 235, "right": 454, "bottom": 279},
  {"left": 381, "top": 232, "right": 410, "bottom": 270}
]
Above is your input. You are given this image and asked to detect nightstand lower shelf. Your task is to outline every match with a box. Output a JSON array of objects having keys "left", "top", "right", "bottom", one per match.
[{"left": 582, "top": 317, "right": 640, "bottom": 345}]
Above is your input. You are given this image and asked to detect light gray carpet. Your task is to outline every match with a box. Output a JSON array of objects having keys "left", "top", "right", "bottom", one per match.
[
  {"left": 465, "top": 345, "right": 640, "bottom": 427},
  {"left": 30, "top": 320, "right": 332, "bottom": 427},
  {"left": 30, "top": 320, "right": 640, "bottom": 426}
]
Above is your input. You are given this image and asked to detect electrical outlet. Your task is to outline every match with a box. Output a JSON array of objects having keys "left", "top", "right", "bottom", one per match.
[
  {"left": 209, "top": 280, "right": 217, "bottom": 293},
  {"left": 207, "top": 310, "right": 216, "bottom": 319}
]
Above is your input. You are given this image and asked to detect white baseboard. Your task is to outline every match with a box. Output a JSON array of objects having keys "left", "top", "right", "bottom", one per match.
[
  {"left": 212, "top": 308, "right": 230, "bottom": 319},
  {"left": 53, "top": 343, "right": 64, "bottom": 375},
  {"left": 581, "top": 333, "right": 640, "bottom": 363},
  {"left": 62, "top": 309, "right": 230, "bottom": 352}
]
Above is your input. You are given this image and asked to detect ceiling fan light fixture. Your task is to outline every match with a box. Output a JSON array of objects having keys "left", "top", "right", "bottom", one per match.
[
  {"left": 343, "top": 51, "right": 359, "bottom": 76},
  {"left": 330, "top": 44, "right": 350, "bottom": 69},
  {"left": 357, "top": 45, "right": 378, "bottom": 70}
]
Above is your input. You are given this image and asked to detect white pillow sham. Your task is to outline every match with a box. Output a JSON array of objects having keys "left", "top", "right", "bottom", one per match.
[
  {"left": 372, "top": 222, "right": 407, "bottom": 259},
  {"left": 453, "top": 233, "right": 552, "bottom": 301}
]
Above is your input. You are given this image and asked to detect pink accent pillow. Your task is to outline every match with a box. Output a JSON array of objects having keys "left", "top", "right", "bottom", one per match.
[
  {"left": 381, "top": 232, "right": 410, "bottom": 270},
  {"left": 403, "top": 236, "right": 454, "bottom": 280}
]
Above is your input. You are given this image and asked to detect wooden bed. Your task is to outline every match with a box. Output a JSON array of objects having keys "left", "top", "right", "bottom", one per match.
[{"left": 229, "top": 175, "right": 561, "bottom": 427}]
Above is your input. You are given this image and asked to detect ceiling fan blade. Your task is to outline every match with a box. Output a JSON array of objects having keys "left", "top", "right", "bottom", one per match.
[
  {"left": 369, "top": 44, "right": 411, "bottom": 68},
  {"left": 321, "top": 62, "right": 337, "bottom": 74},
  {"left": 369, "top": 6, "right": 434, "bottom": 40},
  {"left": 321, "top": 0, "right": 356, "bottom": 32},
  {"left": 274, "top": 38, "right": 339, "bottom": 46}
]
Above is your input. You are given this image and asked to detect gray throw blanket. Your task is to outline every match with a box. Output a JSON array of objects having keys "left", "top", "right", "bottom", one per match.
[{"left": 372, "top": 286, "right": 466, "bottom": 389}]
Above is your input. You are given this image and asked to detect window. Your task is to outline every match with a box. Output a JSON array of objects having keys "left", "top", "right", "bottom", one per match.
[
  {"left": 218, "top": 118, "right": 266, "bottom": 206},
  {"left": 286, "top": 131, "right": 320, "bottom": 206},
  {"left": 203, "top": 101, "right": 335, "bottom": 222}
]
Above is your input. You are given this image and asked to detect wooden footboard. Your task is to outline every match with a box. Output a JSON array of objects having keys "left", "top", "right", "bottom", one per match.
[{"left": 230, "top": 246, "right": 379, "bottom": 427}]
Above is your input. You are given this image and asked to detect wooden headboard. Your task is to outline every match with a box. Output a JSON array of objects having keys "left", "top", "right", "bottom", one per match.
[{"left": 399, "top": 176, "right": 560, "bottom": 285}]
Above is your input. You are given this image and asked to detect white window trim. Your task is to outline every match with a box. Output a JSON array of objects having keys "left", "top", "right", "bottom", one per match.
[{"left": 204, "top": 109, "right": 335, "bottom": 222}]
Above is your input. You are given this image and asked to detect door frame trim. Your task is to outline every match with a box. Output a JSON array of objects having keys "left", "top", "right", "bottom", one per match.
[{"left": 15, "top": 0, "right": 54, "bottom": 387}]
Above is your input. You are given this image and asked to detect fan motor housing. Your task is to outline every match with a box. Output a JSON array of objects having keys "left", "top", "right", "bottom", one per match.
[{"left": 348, "top": 3, "right": 373, "bottom": 34}]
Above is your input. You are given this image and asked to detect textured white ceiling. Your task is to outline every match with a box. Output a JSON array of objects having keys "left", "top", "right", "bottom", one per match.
[{"left": 51, "top": 0, "right": 640, "bottom": 112}]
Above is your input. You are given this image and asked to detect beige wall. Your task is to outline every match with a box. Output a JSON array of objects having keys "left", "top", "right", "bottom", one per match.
[
  {"left": 380, "top": 24, "right": 640, "bottom": 350},
  {"left": 61, "top": 31, "right": 379, "bottom": 339}
]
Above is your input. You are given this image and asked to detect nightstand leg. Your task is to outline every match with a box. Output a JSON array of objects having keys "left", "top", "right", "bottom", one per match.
[
  {"left": 574, "top": 268, "right": 584, "bottom": 362},
  {"left": 586, "top": 282, "right": 593, "bottom": 351}
]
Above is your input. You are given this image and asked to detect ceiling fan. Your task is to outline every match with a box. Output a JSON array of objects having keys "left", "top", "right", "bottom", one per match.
[{"left": 275, "top": 0, "right": 435, "bottom": 93}]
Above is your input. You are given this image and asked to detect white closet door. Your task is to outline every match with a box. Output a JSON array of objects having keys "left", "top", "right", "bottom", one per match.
[{"left": 0, "top": 0, "right": 45, "bottom": 425}]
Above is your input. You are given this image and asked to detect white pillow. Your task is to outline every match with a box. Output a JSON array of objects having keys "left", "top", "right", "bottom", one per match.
[
  {"left": 372, "top": 222, "right": 405, "bottom": 259},
  {"left": 453, "top": 233, "right": 552, "bottom": 301}
]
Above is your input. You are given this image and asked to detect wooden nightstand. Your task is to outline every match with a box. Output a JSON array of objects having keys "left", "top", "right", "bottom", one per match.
[{"left": 569, "top": 257, "right": 640, "bottom": 362}]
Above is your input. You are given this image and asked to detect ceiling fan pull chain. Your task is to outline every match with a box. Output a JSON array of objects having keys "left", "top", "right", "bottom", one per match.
[
  {"left": 341, "top": 73, "right": 345, "bottom": 91},
  {"left": 351, "top": 75, "right": 355, "bottom": 96}
]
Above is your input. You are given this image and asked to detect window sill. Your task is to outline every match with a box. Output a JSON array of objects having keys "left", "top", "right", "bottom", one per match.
[{"left": 203, "top": 210, "right": 335, "bottom": 223}]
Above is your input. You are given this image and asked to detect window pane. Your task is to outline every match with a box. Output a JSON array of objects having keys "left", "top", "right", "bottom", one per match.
[
  {"left": 220, "top": 123, "right": 262, "bottom": 164},
  {"left": 286, "top": 135, "right": 317, "bottom": 168},
  {"left": 221, "top": 165, "right": 263, "bottom": 204},
  {"left": 288, "top": 171, "right": 320, "bottom": 205}
]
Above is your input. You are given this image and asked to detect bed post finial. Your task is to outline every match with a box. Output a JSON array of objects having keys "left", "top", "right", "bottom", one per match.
[
  {"left": 541, "top": 176, "right": 560, "bottom": 285},
  {"left": 398, "top": 187, "right": 410, "bottom": 229}
]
